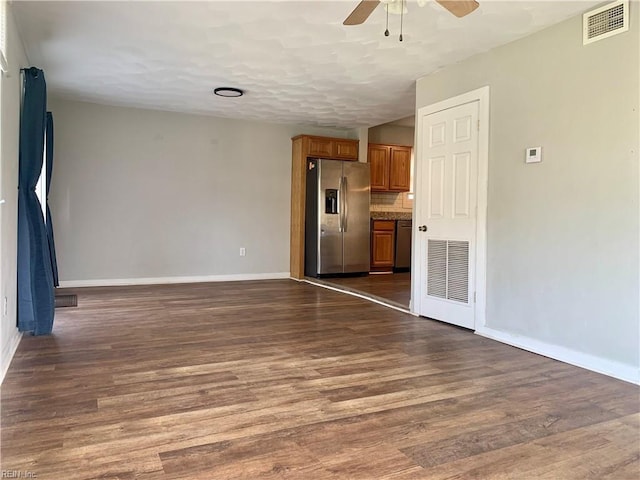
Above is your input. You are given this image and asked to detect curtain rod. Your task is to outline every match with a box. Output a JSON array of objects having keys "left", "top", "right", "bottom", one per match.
[{"left": 20, "top": 67, "right": 41, "bottom": 77}]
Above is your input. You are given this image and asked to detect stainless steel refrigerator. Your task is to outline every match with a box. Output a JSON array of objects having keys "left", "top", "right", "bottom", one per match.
[{"left": 305, "top": 158, "right": 370, "bottom": 277}]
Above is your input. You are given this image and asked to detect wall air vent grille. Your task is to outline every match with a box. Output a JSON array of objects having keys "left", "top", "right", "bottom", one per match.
[
  {"left": 583, "top": 0, "right": 629, "bottom": 45},
  {"left": 427, "top": 239, "right": 470, "bottom": 304},
  {"left": 447, "top": 241, "right": 469, "bottom": 303},
  {"left": 427, "top": 240, "right": 447, "bottom": 299}
]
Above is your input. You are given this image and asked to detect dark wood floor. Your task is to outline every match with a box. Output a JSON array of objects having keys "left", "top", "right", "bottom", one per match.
[
  {"left": 1, "top": 280, "right": 638, "bottom": 479},
  {"left": 312, "top": 272, "right": 411, "bottom": 308}
]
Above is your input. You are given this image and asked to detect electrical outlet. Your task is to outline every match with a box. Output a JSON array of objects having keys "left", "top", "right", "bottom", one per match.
[{"left": 239, "top": 247, "right": 246, "bottom": 257}]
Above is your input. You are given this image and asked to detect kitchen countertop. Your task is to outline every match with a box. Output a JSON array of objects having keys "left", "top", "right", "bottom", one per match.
[{"left": 370, "top": 211, "right": 413, "bottom": 221}]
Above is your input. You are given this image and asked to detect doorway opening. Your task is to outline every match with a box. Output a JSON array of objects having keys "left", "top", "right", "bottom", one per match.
[
  {"left": 307, "top": 87, "right": 489, "bottom": 323},
  {"left": 308, "top": 115, "right": 416, "bottom": 310}
]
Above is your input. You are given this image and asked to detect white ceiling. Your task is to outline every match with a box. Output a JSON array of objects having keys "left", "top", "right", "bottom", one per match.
[{"left": 12, "top": 1, "right": 599, "bottom": 129}]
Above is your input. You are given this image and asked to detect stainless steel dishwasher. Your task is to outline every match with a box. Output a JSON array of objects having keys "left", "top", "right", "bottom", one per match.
[{"left": 394, "top": 220, "right": 412, "bottom": 272}]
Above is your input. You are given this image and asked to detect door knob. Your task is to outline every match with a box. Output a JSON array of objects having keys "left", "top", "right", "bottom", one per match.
[{"left": 418, "top": 225, "right": 427, "bottom": 232}]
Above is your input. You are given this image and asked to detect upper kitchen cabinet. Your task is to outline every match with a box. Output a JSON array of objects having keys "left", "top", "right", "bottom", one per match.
[
  {"left": 307, "top": 137, "right": 333, "bottom": 157},
  {"left": 368, "top": 143, "right": 412, "bottom": 192},
  {"left": 368, "top": 144, "right": 389, "bottom": 191},
  {"left": 333, "top": 139, "right": 359, "bottom": 160},
  {"left": 388, "top": 146, "right": 411, "bottom": 191},
  {"left": 303, "top": 135, "right": 359, "bottom": 161}
]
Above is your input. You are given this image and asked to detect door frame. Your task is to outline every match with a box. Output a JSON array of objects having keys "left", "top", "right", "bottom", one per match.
[{"left": 411, "top": 86, "right": 490, "bottom": 330}]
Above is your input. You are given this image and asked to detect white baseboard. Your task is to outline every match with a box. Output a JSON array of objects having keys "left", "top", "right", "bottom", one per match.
[
  {"left": 475, "top": 325, "right": 639, "bottom": 385},
  {"left": 58, "top": 272, "right": 291, "bottom": 288},
  {"left": 1, "top": 329, "right": 22, "bottom": 385}
]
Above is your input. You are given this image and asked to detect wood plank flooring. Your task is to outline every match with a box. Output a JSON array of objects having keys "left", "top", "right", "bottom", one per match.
[
  {"left": 311, "top": 273, "right": 411, "bottom": 308},
  {"left": 1, "top": 280, "right": 638, "bottom": 479}
]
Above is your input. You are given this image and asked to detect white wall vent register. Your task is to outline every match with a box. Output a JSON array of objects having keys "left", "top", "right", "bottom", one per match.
[
  {"left": 427, "top": 240, "right": 470, "bottom": 304},
  {"left": 583, "top": 0, "right": 629, "bottom": 45}
]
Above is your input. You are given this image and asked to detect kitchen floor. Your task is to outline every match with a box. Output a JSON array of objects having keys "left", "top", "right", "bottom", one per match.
[{"left": 312, "top": 272, "right": 411, "bottom": 309}]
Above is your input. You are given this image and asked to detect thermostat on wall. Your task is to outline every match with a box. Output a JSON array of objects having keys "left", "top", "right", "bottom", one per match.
[{"left": 525, "top": 147, "right": 542, "bottom": 163}]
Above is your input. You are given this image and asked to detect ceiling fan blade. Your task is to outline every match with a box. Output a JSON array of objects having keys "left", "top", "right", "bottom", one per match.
[
  {"left": 343, "top": 0, "right": 381, "bottom": 26},
  {"left": 435, "top": 0, "right": 479, "bottom": 18}
]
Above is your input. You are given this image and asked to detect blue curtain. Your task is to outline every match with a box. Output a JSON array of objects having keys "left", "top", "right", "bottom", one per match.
[
  {"left": 17, "top": 67, "right": 55, "bottom": 335},
  {"left": 45, "top": 112, "right": 59, "bottom": 287}
]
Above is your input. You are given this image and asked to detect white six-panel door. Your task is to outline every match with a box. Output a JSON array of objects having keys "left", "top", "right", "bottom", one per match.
[{"left": 415, "top": 100, "right": 479, "bottom": 329}]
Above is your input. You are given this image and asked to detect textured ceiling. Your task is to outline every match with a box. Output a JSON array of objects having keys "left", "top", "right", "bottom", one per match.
[{"left": 12, "top": 1, "right": 599, "bottom": 129}]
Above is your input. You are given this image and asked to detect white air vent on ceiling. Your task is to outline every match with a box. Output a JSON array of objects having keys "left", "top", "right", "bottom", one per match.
[{"left": 583, "top": 0, "right": 629, "bottom": 45}]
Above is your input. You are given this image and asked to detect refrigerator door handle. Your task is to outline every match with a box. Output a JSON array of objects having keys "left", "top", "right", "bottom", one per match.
[
  {"left": 337, "top": 176, "right": 343, "bottom": 233},
  {"left": 342, "top": 176, "right": 348, "bottom": 232}
]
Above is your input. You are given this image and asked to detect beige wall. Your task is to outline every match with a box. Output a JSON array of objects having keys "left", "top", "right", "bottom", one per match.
[
  {"left": 48, "top": 98, "right": 354, "bottom": 284},
  {"left": 368, "top": 124, "right": 414, "bottom": 146},
  {"left": 0, "top": 4, "right": 29, "bottom": 380},
  {"left": 416, "top": 7, "right": 639, "bottom": 377}
]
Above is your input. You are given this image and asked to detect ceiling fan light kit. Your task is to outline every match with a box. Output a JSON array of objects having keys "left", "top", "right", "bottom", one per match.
[
  {"left": 343, "top": 0, "right": 480, "bottom": 41},
  {"left": 382, "top": 0, "right": 408, "bottom": 16}
]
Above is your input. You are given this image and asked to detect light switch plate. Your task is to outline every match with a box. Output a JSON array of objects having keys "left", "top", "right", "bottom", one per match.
[{"left": 526, "top": 147, "right": 542, "bottom": 163}]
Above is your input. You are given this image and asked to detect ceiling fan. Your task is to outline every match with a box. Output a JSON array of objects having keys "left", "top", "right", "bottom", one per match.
[{"left": 343, "top": 0, "right": 479, "bottom": 26}]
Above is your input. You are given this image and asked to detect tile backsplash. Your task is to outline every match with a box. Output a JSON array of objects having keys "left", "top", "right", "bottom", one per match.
[{"left": 371, "top": 191, "right": 413, "bottom": 213}]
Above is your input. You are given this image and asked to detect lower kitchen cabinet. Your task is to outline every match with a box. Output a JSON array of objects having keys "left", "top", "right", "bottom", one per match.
[{"left": 371, "top": 220, "right": 395, "bottom": 271}]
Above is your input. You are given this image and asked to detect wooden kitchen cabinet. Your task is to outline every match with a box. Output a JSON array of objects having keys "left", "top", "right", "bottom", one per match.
[
  {"left": 368, "top": 145, "right": 389, "bottom": 191},
  {"left": 368, "top": 143, "right": 412, "bottom": 192},
  {"left": 333, "top": 139, "right": 359, "bottom": 160},
  {"left": 307, "top": 137, "right": 333, "bottom": 157},
  {"left": 371, "top": 220, "right": 396, "bottom": 271},
  {"left": 304, "top": 136, "right": 359, "bottom": 161},
  {"left": 388, "top": 146, "right": 411, "bottom": 191}
]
